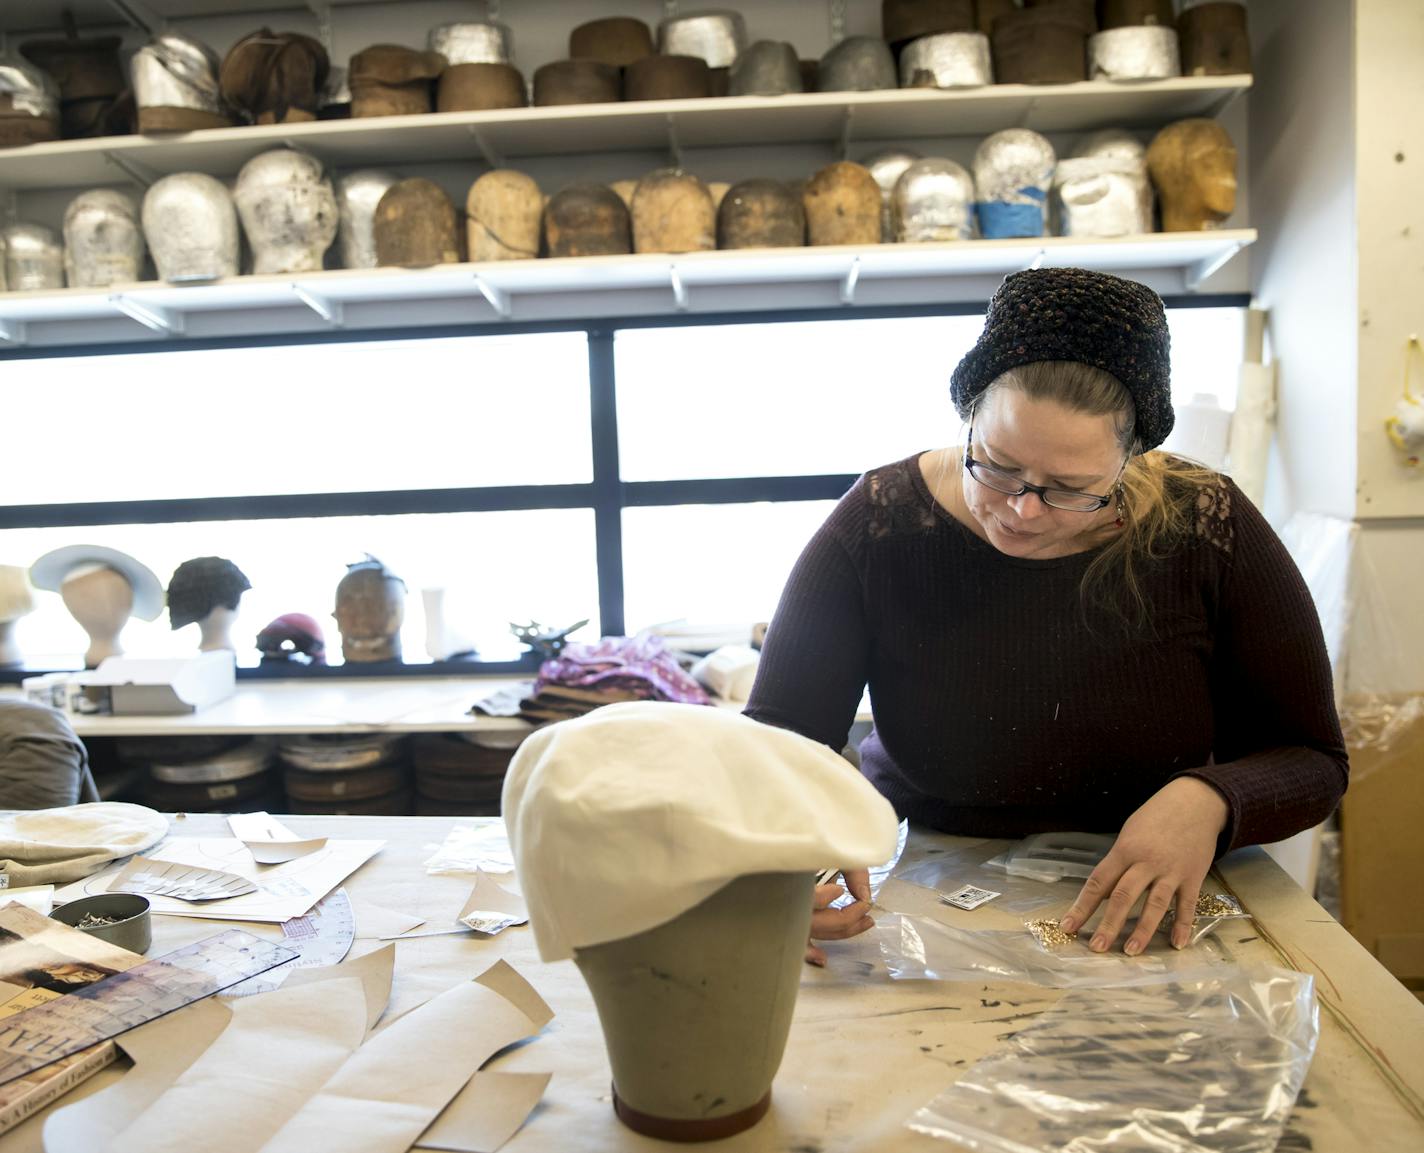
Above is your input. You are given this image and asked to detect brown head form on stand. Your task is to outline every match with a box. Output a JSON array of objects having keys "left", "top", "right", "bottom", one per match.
[
  {"left": 804, "top": 162, "right": 882, "bottom": 246},
  {"left": 466, "top": 170, "right": 542, "bottom": 261},
  {"left": 544, "top": 186, "right": 632, "bottom": 257},
  {"left": 631, "top": 170, "right": 715, "bottom": 255},
  {"left": 718, "top": 180, "right": 806, "bottom": 250},
  {"left": 1146, "top": 118, "right": 1237, "bottom": 232},
  {"left": 334, "top": 556, "right": 406, "bottom": 663},
  {"left": 373, "top": 178, "right": 460, "bottom": 267}
]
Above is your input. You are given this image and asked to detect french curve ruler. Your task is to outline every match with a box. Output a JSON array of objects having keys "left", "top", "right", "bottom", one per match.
[
  {"left": 0, "top": 930, "right": 296, "bottom": 1089},
  {"left": 222, "top": 888, "right": 357, "bottom": 997}
]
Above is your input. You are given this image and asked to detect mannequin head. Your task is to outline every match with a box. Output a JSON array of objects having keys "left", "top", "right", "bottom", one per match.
[
  {"left": 168, "top": 556, "right": 251, "bottom": 652},
  {"left": 1146, "top": 118, "right": 1237, "bottom": 232},
  {"left": 60, "top": 566, "right": 133, "bottom": 667},
  {"left": 334, "top": 556, "right": 406, "bottom": 663},
  {"left": 0, "top": 565, "right": 35, "bottom": 667}
]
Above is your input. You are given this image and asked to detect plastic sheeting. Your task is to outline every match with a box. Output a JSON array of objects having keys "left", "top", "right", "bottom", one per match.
[{"left": 908, "top": 966, "right": 1319, "bottom": 1153}]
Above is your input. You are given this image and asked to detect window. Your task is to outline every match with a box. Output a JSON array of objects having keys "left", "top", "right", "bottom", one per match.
[{"left": 0, "top": 299, "right": 1246, "bottom": 674}]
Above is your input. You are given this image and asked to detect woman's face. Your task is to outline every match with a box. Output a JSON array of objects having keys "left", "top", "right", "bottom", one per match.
[{"left": 960, "top": 387, "right": 1126, "bottom": 561}]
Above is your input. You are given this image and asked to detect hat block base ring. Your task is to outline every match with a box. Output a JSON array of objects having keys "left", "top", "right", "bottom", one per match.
[{"left": 613, "top": 1087, "right": 772, "bottom": 1142}]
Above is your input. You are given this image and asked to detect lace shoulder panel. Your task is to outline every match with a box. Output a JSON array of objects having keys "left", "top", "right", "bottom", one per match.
[
  {"left": 865, "top": 457, "right": 938, "bottom": 540},
  {"left": 1193, "top": 476, "right": 1235, "bottom": 556}
]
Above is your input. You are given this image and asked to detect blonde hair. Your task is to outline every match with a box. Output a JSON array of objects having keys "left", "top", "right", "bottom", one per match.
[{"left": 979, "top": 361, "right": 1219, "bottom": 628}]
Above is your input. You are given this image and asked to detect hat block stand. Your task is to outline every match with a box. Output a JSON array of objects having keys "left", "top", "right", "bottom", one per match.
[{"left": 573, "top": 871, "right": 815, "bottom": 1142}]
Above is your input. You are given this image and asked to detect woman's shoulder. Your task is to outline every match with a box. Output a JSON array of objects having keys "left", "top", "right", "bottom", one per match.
[
  {"left": 1156, "top": 454, "right": 1242, "bottom": 558},
  {"left": 856, "top": 454, "right": 942, "bottom": 541}
]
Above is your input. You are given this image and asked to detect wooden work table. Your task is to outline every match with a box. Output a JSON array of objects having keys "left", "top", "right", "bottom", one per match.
[{"left": 2, "top": 815, "right": 1421, "bottom": 1152}]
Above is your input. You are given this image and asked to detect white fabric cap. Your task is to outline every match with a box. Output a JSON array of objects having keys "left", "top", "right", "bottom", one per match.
[
  {"left": 0, "top": 802, "right": 169, "bottom": 886},
  {"left": 502, "top": 700, "right": 899, "bottom": 962}
]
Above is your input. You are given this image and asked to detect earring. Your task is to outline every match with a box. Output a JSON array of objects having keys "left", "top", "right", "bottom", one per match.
[{"left": 1114, "top": 487, "right": 1126, "bottom": 529}]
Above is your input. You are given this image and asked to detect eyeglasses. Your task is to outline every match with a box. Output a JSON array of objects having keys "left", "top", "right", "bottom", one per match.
[{"left": 964, "top": 424, "right": 1126, "bottom": 513}]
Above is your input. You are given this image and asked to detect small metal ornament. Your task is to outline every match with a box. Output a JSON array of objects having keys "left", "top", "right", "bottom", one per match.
[
  {"left": 893, "top": 158, "right": 977, "bottom": 242},
  {"left": 233, "top": 148, "right": 338, "bottom": 275},
  {"left": 1054, "top": 129, "right": 1153, "bottom": 238},
  {"left": 657, "top": 10, "right": 747, "bottom": 69},
  {"left": 728, "top": 41, "right": 802, "bottom": 96},
  {"left": 63, "top": 189, "right": 145, "bottom": 288},
  {"left": 899, "top": 32, "right": 994, "bottom": 88},
  {"left": 141, "top": 172, "right": 240, "bottom": 282},
  {"left": 336, "top": 170, "right": 398, "bottom": 269},
  {"left": 2, "top": 223, "right": 64, "bottom": 291},
  {"left": 864, "top": 149, "right": 921, "bottom": 241},
  {"left": 428, "top": 22, "right": 514, "bottom": 66},
  {"left": 817, "top": 36, "right": 897, "bottom": 92},
  {"left": 1088, "top": 26, "right": 1181, "bottom": 81},
  {"left": 973, "top": 128, "right": 1056, "bottom": 239}
]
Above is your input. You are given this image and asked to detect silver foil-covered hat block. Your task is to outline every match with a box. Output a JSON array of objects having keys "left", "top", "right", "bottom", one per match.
[
  {"left": 233, "top": 148, "right": 338, "bottom": 275},
  {"left": 657, "top": 10, "right": 747, "bottom": 69},
  {"left": 337, "top": 169, "right": 399, "bottom": 269},
  {"left": 973, "top": 128, "right": 1056, "bottom": 238},
  {"left": 893, "top": 158, "right": 977, "bottom": 242},
  {"left": 863, "top": 149, "right": 921, "bottom": 242},
  {"left": 2, "top": 223, "right": 64, "bottom": 291},
  {"left": 728, "top": 41, "right": 802, "bottom": 96},
  {"left": 132, "top": 31, "right": 232, "bottom": 131},
  {"left": 1088, "top": 26, "right": 1181, "bottom": 81},
  {"left": 63, "top": 189, "right": 145, "bottom": 287},
  {"left": 899, "top": 32, "right": 993, "bottom": 88},
  {"left": 142, "top": 172, "right": 239, "bottom": 282},
  {"left": 1054, "top": 130, "right": 1153, "bottom": 237},
  {"left": 818, "top": 36, "right": 897, "bottom": 91},
  {"left": 428, "top": 22, "right": 514, "bottom": 65},
  {"left": 0, "top": 52, "right": 61, "bottom": 146}
]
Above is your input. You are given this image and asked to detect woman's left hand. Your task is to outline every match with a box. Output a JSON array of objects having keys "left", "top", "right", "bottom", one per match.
[{"left": 1058, "top": 777, "right": 1230, "bottom": 954}]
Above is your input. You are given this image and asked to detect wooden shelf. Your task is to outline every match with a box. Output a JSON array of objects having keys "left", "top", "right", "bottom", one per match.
[
  {"left": 0, "top": 230, "right": 1254, "bottom": 349},
  {"left": 0, "top": 78, "right": 1250, "bottom": 191}
]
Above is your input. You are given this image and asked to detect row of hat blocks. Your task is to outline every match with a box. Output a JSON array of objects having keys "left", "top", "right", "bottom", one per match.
[
  {"left": 0, "top": 2, "right": 1249, "bottom": 294},
  {"left": 1, "top": 112, "right": 1242, "bottom": 292}
]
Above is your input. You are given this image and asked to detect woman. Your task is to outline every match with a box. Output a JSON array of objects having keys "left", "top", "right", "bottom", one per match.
[{"left": 745, "top": 268, "right": 1347, "bottom": 963}]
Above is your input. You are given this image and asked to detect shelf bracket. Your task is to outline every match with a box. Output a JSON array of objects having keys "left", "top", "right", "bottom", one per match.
[
  {"left": 828, "top": 0, "right": 848, "bottom": 46},
  {"left": 668, "top": 264, "right": 689, "bottom": 311},
  {"left": 466, "top": 127, "right": 505, "bottom": 169},
  {"left": 109, "top": 294, "right": 183, "bottom": 334},
  {"left": 486, "top": 0, "right": 501, "bottom": 22},
  {"left": 664, "top": 115, "right": 684, "bottom": 169},
  {"left": 839, "top": 256, "right": 862, "bottom": 305},
  {"left": 103, "top": 150, "right": 159, "bottom": 189},
  {"left": 472, "top": 274, "right": 511, "bottom": 318},
  {"left": 1184, "top": 241, "right": 1244, "bottom": 292},
  {"left": 0, "top": 319, "right": 28, "bottom": 347},
  {"left": 837, "top": 106, "right": 855, "bottom": 161},
  {"left": 291, "top": 284, "right": 343, "bottom": 327},
  {"left": 1022, "top": 248, "right": 1047, "bottom": 271},
  {"left": 1017, "top": 97, "right": 1041, "bottom": 129},
  {"left": 104, "top": 0, "right": 164, "bottom": 33}
]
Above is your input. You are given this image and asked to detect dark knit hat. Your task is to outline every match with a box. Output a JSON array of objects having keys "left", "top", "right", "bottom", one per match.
[{"left": 950, "top": 268, "right": 1175, "bottom": 451}]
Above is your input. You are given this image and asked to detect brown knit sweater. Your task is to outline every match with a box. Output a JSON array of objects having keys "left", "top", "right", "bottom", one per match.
[{"left": 745, "top": 454, "right": 1349, "bottom": 856}]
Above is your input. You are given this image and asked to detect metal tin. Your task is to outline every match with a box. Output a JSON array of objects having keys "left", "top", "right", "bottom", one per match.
[
  {"left": 657, "top": 10, "right": 747, "bottom": 70},
  {"left": 132, "top": 32, "right": 225, "bottom": 112},
  {"left": 1054, "top": 130, "right": 1154, "bottom": 238},
  {"left": 141, "top": 172, "right": 239, "bottom": 282},
  {"left": 2, "top": 223, "right": 64, "bottom": 291},
  {"left": 0, "top": 53, "right": 60, "bottom": 119},
  {"left": 728, "top": 40, "right": 802, "bottom": 96},
  {"left": 234, "top": 148, "right": 338, "bottom": 275},
  {"left": 1088, "top": 26, "right": 1181, "bottom": 80},
  {"left": 62, "top": 189, "right": 144, "bottom": 288},
  {"left": 899, "top": 32, "right": 993, "bottom": 88},
  {"left": 817, "top": 36, "right": 897, "bottom": 91},
  {"left": 864, "top": 148, "right": 921, "bottom": 241},
  {"left": 892, "top": 158, "right": 976, "bottom": 242},
  {"left": 428, "top": 22, "right": 513, "bottom": 66},
  {"left": 973, "top": 128, "right": 1056, "bottom": 238}
]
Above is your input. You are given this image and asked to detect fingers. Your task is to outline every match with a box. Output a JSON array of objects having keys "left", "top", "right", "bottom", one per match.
[
  {"left": 1087, "top": 863, "right": 1151, "bottom": 953},
  {"left": 1171, "top": 887, "right": 1197, "bottom": 950},
  {"left": 1059, "top": 863, "right": 1116, "bottom": 937},
  {"left": 843, "top": 868, "right": 871, "bottom": 904},
  {"left": 804, "top": 941, "right": 827, "bottom": 967},
  {"left": 1123, "top": 879, "right": 1177, "bottom": 956},
  {"left": 810, "top": 899, "right": 873, "bottom": 941},
  {"left": 812, "top": 882, "right": 844, "bottom": 910}
]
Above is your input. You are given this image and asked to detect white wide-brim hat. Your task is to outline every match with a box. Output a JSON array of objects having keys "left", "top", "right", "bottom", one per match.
[
  {"left": 30, "top": 544, "right": 164, "bottom": 622},
  {"left": 503, "top": 700, "right": 901, "bottom": 962}
]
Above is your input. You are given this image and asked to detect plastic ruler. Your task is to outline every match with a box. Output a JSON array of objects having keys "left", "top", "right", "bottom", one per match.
[
  {"left": 0, "top": 930, "right": 296, "bottom": 1089},
  {"left": 222, "top": 888, "right": 356, "bottom": 997}
]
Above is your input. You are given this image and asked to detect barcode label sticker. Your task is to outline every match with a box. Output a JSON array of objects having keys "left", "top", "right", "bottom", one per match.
[{"left": 940, "top": 884, "right": 1001, "bottom": 911}]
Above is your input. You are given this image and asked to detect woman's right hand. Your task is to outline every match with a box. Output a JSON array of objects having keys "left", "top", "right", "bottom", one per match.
[{"left": 805, "top": 868, "right": 874, "bottom": 967}]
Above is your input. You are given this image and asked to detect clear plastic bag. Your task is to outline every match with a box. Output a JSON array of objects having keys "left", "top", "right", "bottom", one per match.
[
  {"left": 896, "top": 841, "right": 1067, "bottom": 914},
  {"left": 878, "top": 915, "right": 1228, "bottom": 988},
  {"left": 908, "top": 966, "right": 1319, "bottom": 1152}
]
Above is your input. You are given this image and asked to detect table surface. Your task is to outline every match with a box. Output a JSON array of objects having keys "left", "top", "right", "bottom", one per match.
[{"left": 4, "top": 815, "right": 1422, "bottom": 1153}]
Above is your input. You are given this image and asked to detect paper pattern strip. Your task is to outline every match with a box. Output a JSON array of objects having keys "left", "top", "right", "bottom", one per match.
[
  {"left": 227, "top": 812, "right": 328, "bottom": 865},
  {"left": 415, "top": 1071, "right": 552, "bottom": 1153},
  {"left": 111, "top": 857, "right": 257, "bottom": 901},
  {"left": 423, "top": 823, "right": 515, "bottom": 875}
]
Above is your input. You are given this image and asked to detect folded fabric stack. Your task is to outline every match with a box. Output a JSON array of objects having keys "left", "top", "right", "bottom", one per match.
[
  {"left": 122, "top": 736, "right": 280, "bottom": 813},
  {"left": 519, "top": 633, "right": 711, "bottom": 725},
  {"left": 277, "top": 732, "right": 410, "bottom": 815}
]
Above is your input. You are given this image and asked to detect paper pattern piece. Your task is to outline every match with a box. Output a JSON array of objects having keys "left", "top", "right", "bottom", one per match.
[
  {"left": 0, "top": 885, "right": 56, "bottom": 916},
  {"left": 353, "top": 900, "right": 425, "bottom": 939},
  {"left": 111, "top": 857, "right": 257, "bottom": 902},
  {"left": 227, "top": 813, "right": 328, "bottom": 865},
  {"left": 458, "top": 871, "right": 529, "bottom": 935},
  {"left": 54, "top": 837, "right": 384, "bottom": 924},
  {"left": 423, "top": 824, "right": 515, "bottom": 875},
  {"left": 415, "top": 1071, "right": 553, "bottom": 1153}
]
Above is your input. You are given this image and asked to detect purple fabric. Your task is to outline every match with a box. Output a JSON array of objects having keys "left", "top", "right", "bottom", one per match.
[{"left": 537, "top": 634, "right": 711, "bottom": 705}]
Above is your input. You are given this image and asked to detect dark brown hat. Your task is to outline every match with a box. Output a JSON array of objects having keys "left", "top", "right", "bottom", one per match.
[
  {"left": 19, "top": 34, "right": 131, "bottom": 137},
  {"left": 348, "top": 44, "right": 443, "bottom": 117},
  {"left": 570, "top": 17, "right": 655, "bottom": 68},
  {"left": 623, "top": 54, "right": 711, "bottom": 100},
  {"left": 1178, "top": 2, "right": 1250, "bottom": 75},
  {"left": 437, "top": 62, "right": 526, "bottom": 111},
  {"left": 220, "top": 28, "right": 329, "bottom": 124},
  {"left": 882, "top": 0, "right": 975, "bottom": 49},
  {"left": 991, "top": 6, "right": 1091, "bottom": 84},
  {"left": 373, "top": 178, "right": 460, "bottom": 267},
  {"left": 718, "top": 179, "right": 806, "bottom": 249},
  {"left": 533, "top": 58, "right": 621, "bottom": 106},
  {"left": 544, "top": 185, "right": 632, "bottom": 257}
]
